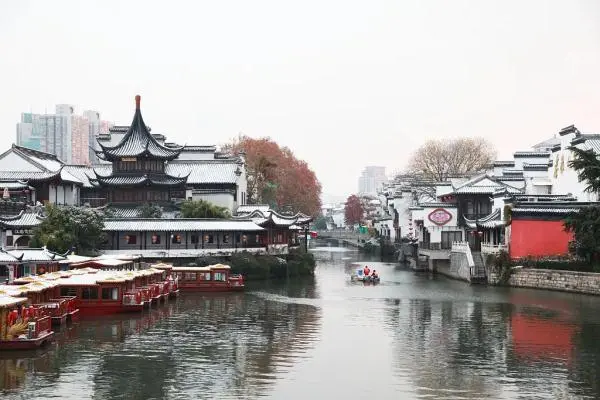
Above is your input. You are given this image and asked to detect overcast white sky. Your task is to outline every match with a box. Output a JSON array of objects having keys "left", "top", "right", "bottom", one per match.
[{"left": 1, "top": 0, "right": 599, "bottom": 202}]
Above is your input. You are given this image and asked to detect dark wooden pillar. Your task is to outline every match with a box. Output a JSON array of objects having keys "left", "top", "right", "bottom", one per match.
[
  {"left": 304, "top": 227, "right": 308, "bottom": 252},
  {"left": 140, "top": 232, "right": 143, "bottom": 250},
  {"left": 185, "top": 231, "right": 188, "bottom": 249},
  {"left": 217, "top": 233, "right": 220, "bottom": 249},
  {"left": 201, "top": 231, "right": 205, "bottom": 249}
]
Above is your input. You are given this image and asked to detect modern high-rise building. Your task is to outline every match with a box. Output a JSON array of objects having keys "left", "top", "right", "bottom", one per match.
[
  {"left": 84, "top": 110, "right": 114, "bottom": 164},
  {"left": 358, "top": 166, "right": 387, "bottom": 195},
  {"left": 16, "top": 105, "right": 113, "bottom": 165}
]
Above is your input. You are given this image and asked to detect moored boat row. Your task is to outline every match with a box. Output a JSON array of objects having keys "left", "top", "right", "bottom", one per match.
[{"left": 0, "top": 259, "right": 244, "bottom": 351}]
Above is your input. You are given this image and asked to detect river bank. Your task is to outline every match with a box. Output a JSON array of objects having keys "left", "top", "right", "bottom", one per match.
[{"left": 172, "top": 248, "right": 316, "bottom": 281}]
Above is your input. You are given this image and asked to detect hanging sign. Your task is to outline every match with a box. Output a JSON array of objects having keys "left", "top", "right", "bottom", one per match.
[{"left": 428, "top": 208, "right": 452, "bottom": 226}]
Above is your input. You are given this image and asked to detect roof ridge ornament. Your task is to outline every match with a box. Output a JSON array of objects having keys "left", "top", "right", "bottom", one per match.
[{"left": 136, "top": 95, "right": 141, "bottom": 110}]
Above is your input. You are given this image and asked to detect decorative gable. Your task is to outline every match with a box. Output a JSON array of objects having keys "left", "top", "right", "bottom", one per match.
[{"left": 0, "top": 150, "right": 44, "bottom": 172}]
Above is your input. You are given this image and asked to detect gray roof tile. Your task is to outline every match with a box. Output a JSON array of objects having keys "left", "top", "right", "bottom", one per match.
[{"left": 103, "top": 219, "right": 265, "bottom": 232}]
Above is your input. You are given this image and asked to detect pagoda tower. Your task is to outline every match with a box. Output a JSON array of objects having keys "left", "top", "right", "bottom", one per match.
[{"left": 90, "top": 95, "right": 189, "bottom": 204}]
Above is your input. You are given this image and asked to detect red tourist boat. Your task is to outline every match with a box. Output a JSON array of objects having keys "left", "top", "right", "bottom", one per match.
[
  {"left": 161, "top": 264, "right": 244, "bottom": 292},
  {"left": 40, "top": 267, "right": 178, "bottom": 315},
  {"left": 0, "top": 296, "right": 54, "bottom": 351},
  {"left": 2, "top": 277, "right": 79, "bottom": 327}
]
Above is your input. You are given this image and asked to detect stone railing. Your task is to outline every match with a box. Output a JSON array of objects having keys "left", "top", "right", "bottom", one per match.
[
  {"left": 481, "top": 243, "right": 507, "bottom": 255},
  {"left": 451, "top": 241, "right": 474, "bottom": 268}
]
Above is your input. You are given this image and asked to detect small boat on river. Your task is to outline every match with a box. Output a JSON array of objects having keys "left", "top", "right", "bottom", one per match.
[{"left": 350, "top": 268, "right": 380, "bottom": 284}]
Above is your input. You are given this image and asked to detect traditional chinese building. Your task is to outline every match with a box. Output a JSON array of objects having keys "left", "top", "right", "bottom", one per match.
[
  {"left": 89, "top": 96, "right": 188, "bottom": 205},
  {"left": 233, "top": 205, "right": 313, "bottom": 251},
  {"left": 0, "top": 95, "right": 248, "bottom": 213}
]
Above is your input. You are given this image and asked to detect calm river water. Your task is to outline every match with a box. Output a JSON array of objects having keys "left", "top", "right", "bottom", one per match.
[{"left": 2, "top": 242, "right": 600, "bottom": 399}]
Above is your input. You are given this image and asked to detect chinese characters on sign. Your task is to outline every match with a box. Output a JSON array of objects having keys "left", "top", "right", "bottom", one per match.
[{"left": 428, "top": 208, "right": 452, "bottom": 226}]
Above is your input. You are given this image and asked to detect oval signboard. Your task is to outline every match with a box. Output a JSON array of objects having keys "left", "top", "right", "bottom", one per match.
[{"left": 428, "top": 208, "right": 452, "bottom": 226}]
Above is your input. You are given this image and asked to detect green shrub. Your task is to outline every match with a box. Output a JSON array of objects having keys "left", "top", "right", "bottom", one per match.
[{"left": 488, "top": 250, "right": 513, "bottom": 285}]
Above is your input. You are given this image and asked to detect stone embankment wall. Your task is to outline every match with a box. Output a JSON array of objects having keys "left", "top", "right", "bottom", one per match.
[
  {"left": 440, "top": 252, "right": 471, "bottom": 282},
  {"left": 502, "top": 268, "right": 600, "bottom": 295}
]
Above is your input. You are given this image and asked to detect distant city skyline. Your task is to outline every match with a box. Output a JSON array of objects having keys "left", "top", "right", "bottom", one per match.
[
  {"left": 1, "top": 0, "right": 599, "bottom": 197},
  {"left": 15, "top": 104, "right": 113, "bottom": 165}
]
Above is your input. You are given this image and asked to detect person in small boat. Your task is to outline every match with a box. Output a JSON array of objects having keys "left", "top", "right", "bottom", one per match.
[
  {"left": 371, "top": 270, "right": 378, "bottom": 279},
  {"left": 363, "top": 265, "right": 370, "bottom": 276}
]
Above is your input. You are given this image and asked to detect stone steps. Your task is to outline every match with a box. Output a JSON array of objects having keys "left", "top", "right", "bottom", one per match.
[{"left": 470, "top": 251, "right": 487, "bottom": 283}]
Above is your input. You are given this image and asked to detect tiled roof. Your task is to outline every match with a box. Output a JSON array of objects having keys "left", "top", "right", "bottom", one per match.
[
  {"left": 103, "top": 219, "right": 265, "bottom": 232},
  {"left": 167, "top": 161, "right": 241, "bottom": 184},
  {"left": 8, "top": 248, "right": 66, "bottom": 262},
  {"left": 89, "top": 161, "right": 242, "bottom": 185},
  {"left": 493, "top": 161, "right": 515, "bottom": 167},
  {"left": 105, "top": 207, "right": 180, "bottom": 219},
  {"left": 97, "top": 97, "right": 183, "bottom": 161},
  {"left": 493, "top": 186, "right": 523, "bottom": 194},
  {"left": 62, "top": 165, "right": 95, "bottom": 188},
  {"left": 511, "top": 207, "right": 579, "bottom": 215},
  {"left": 12, "top": 145, "right": 63, "bottom": 171},
  {"left": 478, "top": 220, "right": 505, "bottom": 228},
  {"left": 502, "top": 169, "right": 523, "bottom": 175},
  {"left": 0, "top": 211, "right": 44, "bottom": 228},
  {"left": 454, "top": 186, "right": 506, "bottom": 194},
  {"left": 182, "top": 145, "right": 217, "bottom": 152},
  {"left": 191, "top": 188, "right": 236, "bottom": 195},
  {"left": 523, "top": 163, "right": 549, "bottom": 171},
  {"left": 60, "top": 168, "right": 83, "bottom": 184},
  {"left": 464, "top": 209, "right": 504, "bottom": 229},
  {"left": 418, "top": 202, "right": 457, "bottom": 208},
  {"left": 95, "top": 174, "right": 187, "bottom": 187},
  {"left": 0, "top": 180, "right": 32, "bottom": 190},
  {"left": 580, "top": 138, "right": 600, "bottom": 154},
  {"left": 232, "top": 208, "right": 312, "bottom": 226},
  {"left": 559, "top": 125, "right": 579, "bottom": 136},
  {"left": 513, "top": 151, "right": 551, "bottom": 158},
  {"left": 0, "top": 249, "right": 20, "bottom": 262},
  {"left": 511, "top": 194, "right": 576, "bottom": 201},
  {"left": 0, "top": 171, "right": 61, "bottom": 181}
]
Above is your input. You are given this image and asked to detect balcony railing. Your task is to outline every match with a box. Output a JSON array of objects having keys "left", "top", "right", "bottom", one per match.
[{"left": 481, "top": 243, "right": 507, "bottom": 254}]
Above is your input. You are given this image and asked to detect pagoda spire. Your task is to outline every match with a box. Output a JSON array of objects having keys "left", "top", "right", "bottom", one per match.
[{"left": 94, "top": 95, "right": 183, "bottom": 161}]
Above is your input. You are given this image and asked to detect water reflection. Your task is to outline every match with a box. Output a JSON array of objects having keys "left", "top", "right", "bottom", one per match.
[
  {"left": 383, "top": 286, "right": 600, "bottom": 399},
  {"left": 3, "top": 244, "right": 600, "bottom": 399}
]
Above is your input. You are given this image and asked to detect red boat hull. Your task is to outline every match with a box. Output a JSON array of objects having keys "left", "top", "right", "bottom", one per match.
[
  {"left": 67, "top": 309, "right": 80, "bottom": 322},
  {"left": 51, "top": 314, "right": 68, "bottom": 326},
  {"left": 178, "top": 285, "right": 245, "bottom": 292},
  {"left": 76, "top": 304, "right": 144, "bottom": 316},
  {"left": 0, "top": 331, "right": 54, "bottom": 351}
]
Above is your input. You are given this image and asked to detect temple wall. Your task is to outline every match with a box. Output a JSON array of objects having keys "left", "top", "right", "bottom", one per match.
[{"left": 113, "top": 231, "right": 262, "bottom": 251}]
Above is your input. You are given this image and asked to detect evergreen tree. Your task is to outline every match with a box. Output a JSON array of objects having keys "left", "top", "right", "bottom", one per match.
[{"left": 564, "top": 146, "right": 600, "bottom": 261}]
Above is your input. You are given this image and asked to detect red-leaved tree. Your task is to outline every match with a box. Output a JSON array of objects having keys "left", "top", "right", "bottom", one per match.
[
  {"left": 223, "top": 135, "right": 322, "bottom": 216},
  {"left": 344, "top": 195, "right": 364, "bottom": 226}
]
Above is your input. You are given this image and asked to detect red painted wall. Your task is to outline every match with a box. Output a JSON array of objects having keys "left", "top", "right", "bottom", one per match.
[{"left": 510, "top": 219, "right": 573, "bottom": 259}]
